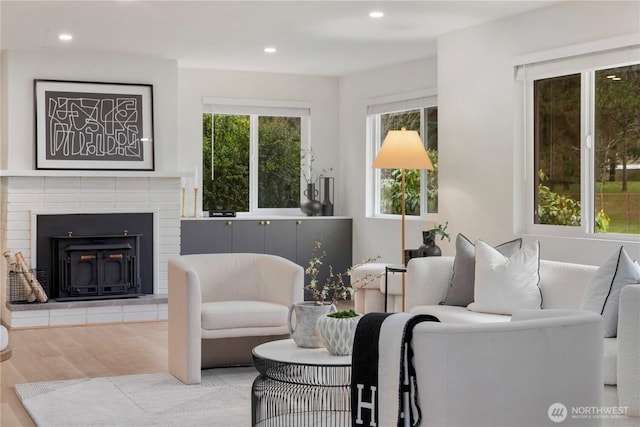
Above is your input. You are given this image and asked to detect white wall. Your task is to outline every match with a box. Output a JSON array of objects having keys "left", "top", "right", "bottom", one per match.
[
  {"left": 338, "top": 57, "right": 438, "bottom": 264},
  {"left": 0, "top": 51, "right": 178, "bottom": 171},
  {"left": 0, "top": 51, "right": 182, "bottom": 307},
  {"left": 341, "top": 1, "right": 640, "bottom": 265},
  {"left": 437, "top": 0, "right": 640, "bottom": 264},
  {"left": 177, "top": 68, "right": 339, "bottom": 214}
]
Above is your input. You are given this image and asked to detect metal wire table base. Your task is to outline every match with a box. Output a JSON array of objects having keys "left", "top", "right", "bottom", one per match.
[{"left": 251, "top": 350, "right": 352, "bottom": 426}]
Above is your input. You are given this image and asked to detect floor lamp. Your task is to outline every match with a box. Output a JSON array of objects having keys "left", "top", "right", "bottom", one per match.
[{"left": 372, "top": 128, "right": 433, "bottom": 312}]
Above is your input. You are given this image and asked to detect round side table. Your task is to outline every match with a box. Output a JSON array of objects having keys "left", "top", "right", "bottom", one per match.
[{"left": 251, "top": 339, "right": 352, "bottom": 426}]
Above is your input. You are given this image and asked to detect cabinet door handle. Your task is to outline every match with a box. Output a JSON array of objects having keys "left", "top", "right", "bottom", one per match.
[
  {"left": 296, "top": 220, "right": 302, "bottom": 225},
  {"left": 265, "top": 220, "right": 270, "bottom": 225},
  {"left": 226, "top": 221, "right": 233, "bottom": 225},
  {"left": 260, "top": 221, "right": 265, "bottom": 225}
]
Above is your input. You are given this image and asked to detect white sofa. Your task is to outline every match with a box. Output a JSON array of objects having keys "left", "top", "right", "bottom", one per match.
[
  {"left": 168, "top": 253, "right": 304, "bottom": 384},
  {"left": 406, "top": 256, "right": 640, "bottom": 416},
  {"left": 409, "top": 309, "right": 604, "bottom": 426}
]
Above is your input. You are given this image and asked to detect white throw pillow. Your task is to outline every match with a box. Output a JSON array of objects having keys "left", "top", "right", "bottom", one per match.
[
  {"left": 467, "top": 240, "right": 542, "bottom": 315},
  {"left": 442, "top": 234, "right": 522, "bottom": 307},
  {"left": 580, "top": 247, "right": 640, "bottom": 338}
]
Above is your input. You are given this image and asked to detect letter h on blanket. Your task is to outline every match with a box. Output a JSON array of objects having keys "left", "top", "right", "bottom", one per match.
[
  {"left": 355, "top": 384, "right": 377, "bottom": 425},
  {"left": 351, "top": 313, "right": 440, "bottom": 427}
]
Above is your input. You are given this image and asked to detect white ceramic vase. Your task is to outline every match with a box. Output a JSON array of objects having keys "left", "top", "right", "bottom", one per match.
[
  {"left": 288, "top": 302, "right": 336, "bottom": 348},
  {"left": 316, "top": 313, "right": 362, "bottom": 356}
]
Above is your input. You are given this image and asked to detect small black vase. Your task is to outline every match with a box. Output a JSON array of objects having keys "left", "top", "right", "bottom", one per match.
[
  {"left": 300, "top": 183, "right": 322, "bottom": 216},
  {"left": 419, "top": 230, "right": 442, "bottom": 257}
]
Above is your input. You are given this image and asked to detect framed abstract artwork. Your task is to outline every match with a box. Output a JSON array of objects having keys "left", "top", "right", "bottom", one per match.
[{"left": 34, "top": 80, "right": 155, "bottom": 170}]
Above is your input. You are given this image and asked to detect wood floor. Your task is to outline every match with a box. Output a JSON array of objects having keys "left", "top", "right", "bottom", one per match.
[
  {"left": 1, "top": 301, "right": 353, "bottom": 426},
  {"left": 0, "top": 321, "right": 168, "bottom": 427}
]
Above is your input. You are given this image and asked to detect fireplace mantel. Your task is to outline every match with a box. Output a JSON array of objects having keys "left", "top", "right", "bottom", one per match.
[{"left": 0, "top": 170, "right": 188, "bottom": 178}]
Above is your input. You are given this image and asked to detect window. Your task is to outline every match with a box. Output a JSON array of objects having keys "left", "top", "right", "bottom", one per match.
[
  {"left": 368, "top": 96, "right": 438, "bottom": 217},
  {"left": 534, "top": 74, "right": 582, "bottom": 228},
  {"left": 520, "top": 46, "right": 640, "bottom": 235},
  {"left": 202, "top": 100, "right": 310, "bottom": 213}
]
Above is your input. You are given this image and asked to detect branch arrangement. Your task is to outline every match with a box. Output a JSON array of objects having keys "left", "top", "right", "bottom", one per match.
[{"left": 305, "top": 240, "right": 382, "bottom": 306}]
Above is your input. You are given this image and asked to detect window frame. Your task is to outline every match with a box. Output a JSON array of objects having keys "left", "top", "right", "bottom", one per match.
[
  {"left": 366, "top": 93, "right": 438, "bottom": 220},
  {"left": 202, "top": 98, "right": 311, "bottom": 215},
  {"left": 517, "top": 42, "right": 640, "bottom": 239}
]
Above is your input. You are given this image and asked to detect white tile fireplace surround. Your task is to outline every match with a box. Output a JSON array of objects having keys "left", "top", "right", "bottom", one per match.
[{"left": 1, "top": 172, "right": 181, "bottom": 328}]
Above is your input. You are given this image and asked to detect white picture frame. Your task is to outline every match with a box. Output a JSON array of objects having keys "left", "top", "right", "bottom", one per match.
[{"left": 35, "top": 79, "right": 155, "bottom": 171}]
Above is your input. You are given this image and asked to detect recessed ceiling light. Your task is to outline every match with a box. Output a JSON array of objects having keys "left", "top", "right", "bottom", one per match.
[
  {"left": 369, "top": 11, "right": 384, "bottom": 18},
  {"left": 58, "top": 33, "right": 73, "bottom": 41},
  {"left": 264, "top": 47, "right": 276, "bottom": 54}
]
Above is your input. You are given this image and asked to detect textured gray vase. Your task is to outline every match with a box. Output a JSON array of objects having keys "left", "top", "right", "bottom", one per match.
[{"left": 287, "top": 302, "right": 336, "bottom": 348}]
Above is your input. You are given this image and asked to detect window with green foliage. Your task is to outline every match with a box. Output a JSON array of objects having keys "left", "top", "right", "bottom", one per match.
[
  {"left": 534, "top": 74, "right": 581, "bottom": 228},
  {"left": 203, "top": 114, "right": 250, "bottom": 212},
  {"left": 368, "top": 98, "right": 438, "bottom": 217},
  {"left": 202, "top": 102, "right": 309, "bottom": 213},
  {"left": 531, "top": 61, "right": 640, "bottom": 235},
  {"left": 594, "top": 65, "right": 640, "bottom": 234}
]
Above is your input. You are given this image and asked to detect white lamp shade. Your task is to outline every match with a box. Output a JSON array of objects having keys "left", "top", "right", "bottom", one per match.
[{"left": 372, "top": 129, "right": 434, "bottom": 170}]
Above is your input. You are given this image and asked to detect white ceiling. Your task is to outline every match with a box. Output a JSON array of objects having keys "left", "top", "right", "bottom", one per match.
[{"left": 1, "top": 0, "right": 560, "bottom": 76}]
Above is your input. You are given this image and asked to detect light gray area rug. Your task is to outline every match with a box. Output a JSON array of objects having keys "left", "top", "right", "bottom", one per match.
[
  {"left": 14, "top": 367, "right": 257, "bottom": 427},
  {"left": 15, "top": 370, "right": 635, "bottom": 427}
]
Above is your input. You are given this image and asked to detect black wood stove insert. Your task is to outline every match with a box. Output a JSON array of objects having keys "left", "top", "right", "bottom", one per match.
[{"left": 51, "top": 233, "right": 142, "bottom": 301}]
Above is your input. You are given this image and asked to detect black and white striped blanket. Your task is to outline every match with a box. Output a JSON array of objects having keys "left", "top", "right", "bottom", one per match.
[{"left": 351, "top": 312, "right": 439, "bottom": 427}]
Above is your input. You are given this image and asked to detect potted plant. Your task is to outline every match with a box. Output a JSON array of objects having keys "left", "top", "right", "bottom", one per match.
[
  {"left": 315, "top": 309, "right": 362, "bottom": 356},
  {"left": 420, "top": 221, "right": 450, "bottom": 257},
  {"left": 287, "top": 238, "right": 337, "bottom": 348},
  {"left": 303, "top": 241, "right": 380, "bottom": 355}
]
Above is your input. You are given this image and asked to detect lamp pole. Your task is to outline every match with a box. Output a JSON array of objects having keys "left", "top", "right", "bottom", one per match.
[{"left": 401, "top": 168, "right": 406, "bottom": 312}]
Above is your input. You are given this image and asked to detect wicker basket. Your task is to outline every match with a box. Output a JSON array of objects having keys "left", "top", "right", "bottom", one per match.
[{"left": 8, "top": 269, "right": 48, "bottom": 304}]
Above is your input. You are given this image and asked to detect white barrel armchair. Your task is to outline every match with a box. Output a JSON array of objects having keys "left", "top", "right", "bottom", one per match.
[
  {"left": 168, "top": 253, "right": 304, "bottom": 384},
  {"left": 409, "top": 309, "right": 604, "bottom": 426}
]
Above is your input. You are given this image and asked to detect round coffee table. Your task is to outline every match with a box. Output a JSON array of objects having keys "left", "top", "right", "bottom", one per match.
[{"left": 251, "top": 339, "right": 352, "bottom": 426}]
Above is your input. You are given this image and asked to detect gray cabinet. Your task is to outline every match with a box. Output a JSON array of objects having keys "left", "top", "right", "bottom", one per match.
[
  {"left": 295, "top": 218, "right": 352, "bottom": 301},
  {"left": 232, "top": 220, "right": 297, "bottom": 261},
  {"left": 180, "top": 219, "right": 232, "bottom": 254},
  {"left": 180, "top": 217, "right": 352, "bottom": 301}
]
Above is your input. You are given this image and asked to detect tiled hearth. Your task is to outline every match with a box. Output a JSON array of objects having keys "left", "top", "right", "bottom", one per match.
[
  {"left": 6, "top": 295, "right": 168, "bottom": 328},
  {"left": 1, "top": 172, "right": 182, "bottom": 328}
]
